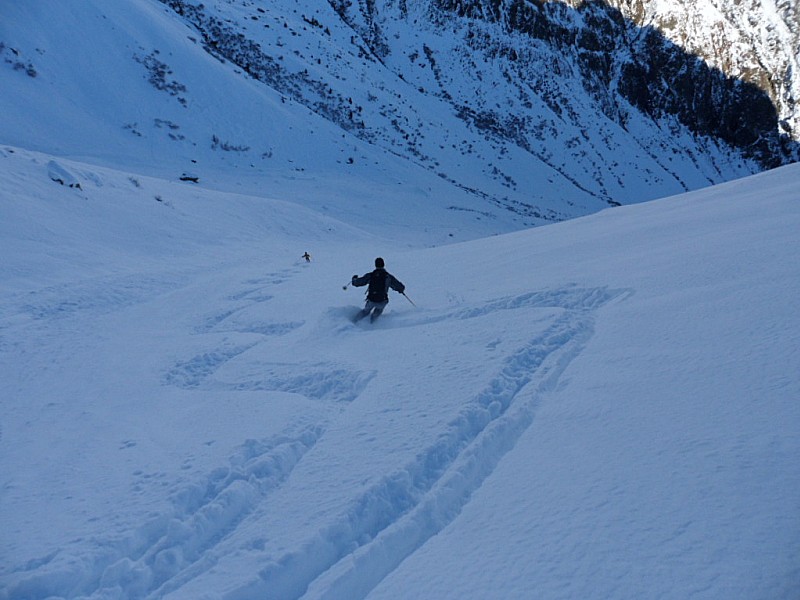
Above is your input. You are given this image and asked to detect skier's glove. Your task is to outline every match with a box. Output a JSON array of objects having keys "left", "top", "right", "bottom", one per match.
[{"left": 352, "top": 275, "right": 358, "bottom": 282}]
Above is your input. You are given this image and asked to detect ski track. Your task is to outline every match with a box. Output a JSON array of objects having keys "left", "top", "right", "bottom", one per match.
[
  {"left": 2, "top": 428, "right": 325, "bottom": 600},
  {"left": 2, "top": 265, "right": 316, "bottom": 600},
  {"left": 1, "top": 273, "right": 192, "bottom": 322},
  {"left": 189, "top": 286, "right": 626, "bottom": 600},
  {"left": 3, "top": 284, "right": 629, "bottom": 600},
  {"left": 164, "top": 268, "right": 372, "bottom": 404}
]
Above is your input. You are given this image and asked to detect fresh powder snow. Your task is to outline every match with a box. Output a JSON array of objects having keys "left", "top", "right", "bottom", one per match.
[{"left": 0, "top": 146, "right": 798, "bottom": 599}]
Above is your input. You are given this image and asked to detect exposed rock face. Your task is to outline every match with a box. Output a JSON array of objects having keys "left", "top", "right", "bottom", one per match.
[
  {"left": 411, "top": 0, "right": 799, "bottom": 167},
  {"left": 614, "top": 0, "right": 798, "bottom": 133},
  {"left": 604, "top": 0, "right": 799, "bottom": 165}
]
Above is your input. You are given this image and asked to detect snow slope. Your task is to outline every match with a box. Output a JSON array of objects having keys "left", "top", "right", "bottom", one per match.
[{"left": 1, "top": 145, "right": 798, "bottom": 599}]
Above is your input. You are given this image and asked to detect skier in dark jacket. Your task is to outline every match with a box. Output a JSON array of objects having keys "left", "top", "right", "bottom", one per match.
[{"left": 351, "top": 257, "right": 405, "bottom": 322}]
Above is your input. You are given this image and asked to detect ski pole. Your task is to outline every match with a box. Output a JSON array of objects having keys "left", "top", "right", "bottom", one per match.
[
  {"left": 402, "top": 292, "right": 416, "bottom": 307},
  {"left": 343, "top": 281, "right": 351, "bottom": 291}
]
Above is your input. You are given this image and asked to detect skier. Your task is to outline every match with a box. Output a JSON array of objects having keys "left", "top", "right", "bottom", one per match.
[
  {"left": 302, "top": 251, "right": 312, "bottom": 262},
  {"left": 351, "top": 257, "right": 405, "bottom": 322}
]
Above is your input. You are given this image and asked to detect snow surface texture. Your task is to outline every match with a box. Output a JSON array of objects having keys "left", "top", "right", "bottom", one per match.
[
  {"left": 1, "top": 146, "right": 799, "bottom": 599},
  {"left": 1, "top": 1, "right": 799, "bottom": 598}
]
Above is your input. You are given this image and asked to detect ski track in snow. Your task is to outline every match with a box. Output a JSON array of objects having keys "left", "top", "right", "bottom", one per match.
[
  {"left": 4, "top": 280, "right": 629, "bottom": 600},
  {"left": 4, "top": 428, "right": 325, "bottom": 600},
  {"left": 1, "top": 273, "right": 191, "bottom": 322},
  {"left": 0, "top": 264, "right": 315, "bottom": 600},
  {"left": 164, "top": 268, "right": 372, "bottom": 404},
  {"left": 233, "top": 286, "right": 630, "bottom": 600},
  {"left": 191, "top": 272, "right": 295, "bottom": 335},
  {"left": 164, "top": 287, "right": 626, "bottom": 599}
]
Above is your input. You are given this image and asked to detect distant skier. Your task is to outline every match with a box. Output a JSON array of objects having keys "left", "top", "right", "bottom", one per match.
[
  {"left": 302, "top": 251, "right": 312, "bottom": 262},
  {"left": 351, "top": 257, "right": 405, "bottom": 322}
]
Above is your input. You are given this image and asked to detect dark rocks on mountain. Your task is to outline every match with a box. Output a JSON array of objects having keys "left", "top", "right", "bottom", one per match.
[{"left": 429, "top": 0, "right": 796, "bottom": 169}]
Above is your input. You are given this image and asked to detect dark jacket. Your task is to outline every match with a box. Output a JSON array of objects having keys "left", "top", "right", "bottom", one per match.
[{"left": 352, "top": 268, "right": 405, "bottom": 302}]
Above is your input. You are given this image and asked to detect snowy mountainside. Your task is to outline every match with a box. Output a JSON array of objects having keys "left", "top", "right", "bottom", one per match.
[
  {"left": 1, "top": 0, "right": 797, "bottom": 234},
  {"left": 1, "top": 144, "right": 798, "bottom": 599}
]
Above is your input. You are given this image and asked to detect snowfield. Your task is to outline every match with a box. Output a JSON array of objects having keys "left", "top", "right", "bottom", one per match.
[
  {"left": 2, "top": 0, "right": 799, "bottom": 597},
  {"left": 1, "top": 146, "right": 798, "bottom": 599}
]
